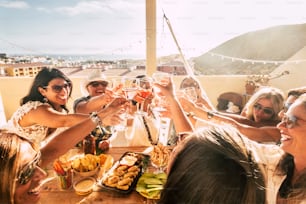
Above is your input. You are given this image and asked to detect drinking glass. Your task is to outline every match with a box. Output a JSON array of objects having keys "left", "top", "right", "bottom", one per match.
[
  {"left": 149, "top": 95, "right": 170, "bottom": 146},
  {"left": 138, "top": 77, "right": 153, "bottom": 115},
  {"left": 112, "top": 111, "right": 128, "bottom": 131},
  {"left": 111, "top": 77, "right": 124, "bottom": 97},
  {"left": 122, "top": 77, "right": 139, "bottom": 101},
  {"left": 152, "top": 72, "right": 171, "bottom": 86},
  {"left": 152, "top": 72, "right": 171, "bottom": 98}
]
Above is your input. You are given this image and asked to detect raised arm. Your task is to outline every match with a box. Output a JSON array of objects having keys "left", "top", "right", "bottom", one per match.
[
  {"left": 154, "top": 79, "right": 193, "bottom": 134},
  {"left": 74, "top": 90, "right": 114, "bottom": 114},
  {"left": 40, "top": 97, "right": 127, "bottom": 167},
  {"left": 179, "top": 97, "right": 281, "bottom": 143}
]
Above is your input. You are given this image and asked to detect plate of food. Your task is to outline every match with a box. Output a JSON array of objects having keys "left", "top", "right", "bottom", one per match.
[
  {"left": 136, "top": 172, "right": 167, "bottom": 200},
  {"left": 98, "top": 152, "right": 150, "bottom": 194}
]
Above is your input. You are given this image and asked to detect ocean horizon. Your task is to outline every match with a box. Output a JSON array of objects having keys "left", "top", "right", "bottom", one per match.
[{"left": 6, "top": 53, "right": 146, "bottom": 61}]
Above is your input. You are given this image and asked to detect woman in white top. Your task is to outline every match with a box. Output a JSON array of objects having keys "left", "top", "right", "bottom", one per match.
[{"left": 5, "top": 67, "right": 126, "bottom": 147}]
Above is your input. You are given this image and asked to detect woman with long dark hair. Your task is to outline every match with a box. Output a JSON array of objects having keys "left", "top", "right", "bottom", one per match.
[{"left": 5, "top": 67, "right": 126, "bottom": 147}]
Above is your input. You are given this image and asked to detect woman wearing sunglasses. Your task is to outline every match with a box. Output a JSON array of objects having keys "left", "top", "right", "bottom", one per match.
[
  {"left": 155, "top": 79, "right": 306, "bottom": 203},
  {"left": 0, "top": 97, "right": 126, "bottom": 204},
  {"left": 179, "top": 77, "right": 284, "bottom": 128},
  {"left": 178, "top": 86, "right": 306, "bottom": 144},
  {"left": 5, "top": 67, "right": 126, "bottom": 147},
  {"left": 240, "top": 86, "right": 284, "bottom": 127}
]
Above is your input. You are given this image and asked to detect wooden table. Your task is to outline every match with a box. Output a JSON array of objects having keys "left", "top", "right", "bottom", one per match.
[{"left": 39, "top": 146, "right": 157, "bottom": 204}]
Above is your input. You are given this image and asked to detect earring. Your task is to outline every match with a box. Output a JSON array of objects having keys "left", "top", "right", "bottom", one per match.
[{"left": 43, "top": 97, "right": 48, "bottom": 103}]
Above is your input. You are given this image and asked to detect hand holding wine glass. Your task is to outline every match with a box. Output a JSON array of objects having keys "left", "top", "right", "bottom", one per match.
[
  {"left": 122, "top": 77, "right": 139, "bottom": 101},
  {"left": 137, "top": 77, "right": 153, "bottom": 114},
  {"left": 111, "top": 77, "right": 124, "bottom": 97}
]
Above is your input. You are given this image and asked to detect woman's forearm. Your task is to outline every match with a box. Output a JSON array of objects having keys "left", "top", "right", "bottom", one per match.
[
  {"left": 168, "top": 97, "right": 193, "bottom": 133},
  {"left": 40, "top": 117, "right": 97, "bottom": 167}
]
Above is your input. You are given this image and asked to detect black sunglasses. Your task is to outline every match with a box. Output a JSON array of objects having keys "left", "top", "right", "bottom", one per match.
[
  {"left": 44, "top": 83, "right": 71, "bottom": 93},
  {"left": 88, "top": 81, "right": 108, "bottom": 87},
  {"left": 253, "top": 103, "right": 274, "bottom": 115},
  {"left": 17, "top": 152, "right": 41, "bottom": 185},
  {"left": 282, "top": 113, "right": 306, "bottom": 129}
]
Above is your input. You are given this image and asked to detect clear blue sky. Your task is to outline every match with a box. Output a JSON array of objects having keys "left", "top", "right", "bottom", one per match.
[{"left": 1, "top": 0, "right": 306, "bottom": 59}]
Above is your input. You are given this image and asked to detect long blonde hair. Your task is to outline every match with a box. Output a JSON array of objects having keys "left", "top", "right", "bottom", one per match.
[
  {"left": 242, "top": 87, "right": 284, "bottom": 122},
  {"left": 0, "top": 130, "right": 23, "bottom": 204}
]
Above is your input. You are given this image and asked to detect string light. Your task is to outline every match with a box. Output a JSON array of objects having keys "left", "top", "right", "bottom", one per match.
[{"left": 208, "top": 52, "right": 306, "bottom": 65}]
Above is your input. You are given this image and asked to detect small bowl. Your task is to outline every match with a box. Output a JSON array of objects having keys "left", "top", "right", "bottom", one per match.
[
  {"left": 73, "top": 177, "right": 96, "bottom": 195},
  {"left": 73, "top": 166, "right": 100, "bottom": 177}
]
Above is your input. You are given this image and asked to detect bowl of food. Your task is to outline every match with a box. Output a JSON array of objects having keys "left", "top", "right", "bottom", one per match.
[
  {"left": 73, "top": 177, "right": 96, "bottom": 195},
  {"left": 71, "top": 154, "right": 101, "bottom": 177}
]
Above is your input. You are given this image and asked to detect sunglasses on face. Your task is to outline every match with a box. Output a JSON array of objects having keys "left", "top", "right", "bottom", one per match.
[
  {"left": 88, "top": 81, "right": 108, "bottom": 88},
  {"left": 17, "top": 152, "right": 41, "bottom": 185},
  {"left": 253, "top": 103, "right": 274, "bottom": 115},
  {"left": 283, "top": 102, "right": 293, "bottom": 113},
  {"left": 282, "top": 114, "right": 306, "bottom": 129},
  {"left": 44, "top": 83, "right": 71, "bottom": 93}
]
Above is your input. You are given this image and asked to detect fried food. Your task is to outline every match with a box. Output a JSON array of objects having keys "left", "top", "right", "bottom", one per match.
[
  {"left": 71, "top": 154, "right": 100, "bottom": 172},
  {"left": 103, "top": 164, "right": 140, "bottom": 191},
  {"left": 150, "top": 143, "right": 170, "bottom": 168},
  {"left": 117, "top": 177, "right": 133, "bottom": 186},
  {"left": 128, "top": 165, "right": 139, "bottom": 172},
  {"left": 116, "top": 184, "right": 129, "bottom": 190},
  {"left": 117, "top": 165, "right": 128, "bottom": 171}
]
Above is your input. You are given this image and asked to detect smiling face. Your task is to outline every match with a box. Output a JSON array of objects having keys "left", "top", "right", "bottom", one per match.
[
  {"left": 86, "top": 80, "right": 108, "bottom": 97},
  {"left": 277, "top": 100, "right": 306, "bottom": 157},
  {"left": 14, "top": 142, "right": 47, "bottom": 204},
  {"left": 252, "top": 98, "right": 275, "bottom": 122},
  {"left": 39, "top": 78, "right": 71, "bottom": 109}
]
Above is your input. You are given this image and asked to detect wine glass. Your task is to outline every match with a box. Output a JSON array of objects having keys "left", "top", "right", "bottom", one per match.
[
  {"left": 137, "top": 77, "right": 153, "bottom": 115},
  {"left": 111, "top": 77, "right": 124, "bottom": 97},
  {"left": 152, "top": 72, "right": 171, "bottom": 96},
  {"left": 152, "top": 72, "right": 171, "bottom": 85},
  {"left": 110, "top": 77, "right": 136, "bottom": 132},
  {"left": 122, "top": 76, "right": 139, "bottom": 101}
]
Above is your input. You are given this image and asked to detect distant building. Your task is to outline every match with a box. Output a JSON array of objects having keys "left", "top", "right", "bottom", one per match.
[
  {"left": 0, "top": 53, "right": 7, "bottom": 59},
  {"left": 158, "top": 61, "right": 187, "bottom": 75},
  {"left": 1, "top": 62, "right": 48, "bottom": 77}
]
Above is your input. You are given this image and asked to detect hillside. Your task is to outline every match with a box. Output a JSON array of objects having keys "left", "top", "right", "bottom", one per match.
[{"left": 193, "top": 23, "right": 306, "bottom": 75}]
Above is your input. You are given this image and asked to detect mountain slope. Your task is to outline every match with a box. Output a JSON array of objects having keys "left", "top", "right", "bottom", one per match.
[{"left": 193, "top": 23, "right": 306, "bottom": 75}]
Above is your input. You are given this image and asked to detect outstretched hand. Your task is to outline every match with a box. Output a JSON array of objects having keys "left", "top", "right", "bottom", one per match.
[
  {"left": 153, "top": 78, "right": 175, "bottom": 100},
  {"left": 98, "top": 96, "right": 128, "bottom": 126}
]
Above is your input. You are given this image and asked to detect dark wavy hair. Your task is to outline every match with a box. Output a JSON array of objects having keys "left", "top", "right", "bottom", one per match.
[
  {"left": 277, "top": 94, "right": 306, "bottom": 201},
  {"left": 20, "top": 67, "right": 72, "bottom": 112},
  {"left": 159, "top": 126, "right": 266, "bottom": 204}
]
